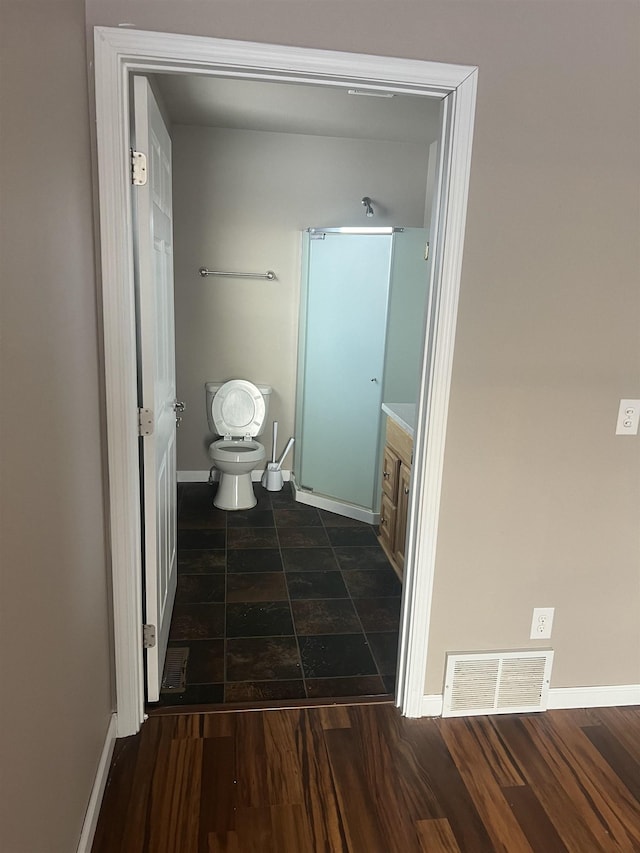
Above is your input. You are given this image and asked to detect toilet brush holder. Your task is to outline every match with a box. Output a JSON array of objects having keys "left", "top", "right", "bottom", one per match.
[{"left": 262, "top": 462, "right": 283, "bottom": 492}]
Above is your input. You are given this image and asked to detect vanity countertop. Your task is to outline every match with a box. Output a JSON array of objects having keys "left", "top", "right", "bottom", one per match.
[{"left": 381, "top": 403, "right": 416, "bottom": 438}]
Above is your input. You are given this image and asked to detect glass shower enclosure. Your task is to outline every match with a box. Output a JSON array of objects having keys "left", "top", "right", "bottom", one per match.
[{"left": 294, "top": 226, "right": 427, "bottom": 521}]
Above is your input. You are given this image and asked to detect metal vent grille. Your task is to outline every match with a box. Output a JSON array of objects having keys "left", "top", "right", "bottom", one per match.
[
  {"left": 443, "top": 650, "right": 553, "bottom": 717},
  {"left": 161, "top": 647, "right": 189, "bottom": 694}
]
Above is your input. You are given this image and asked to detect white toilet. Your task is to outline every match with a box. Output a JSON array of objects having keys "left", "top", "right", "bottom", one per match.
[{"left": 205, "top": 380, "right": 272, "bottom": 510}]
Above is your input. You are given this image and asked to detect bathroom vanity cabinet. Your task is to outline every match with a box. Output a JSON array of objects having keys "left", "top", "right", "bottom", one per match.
[{"left": 378, "top": 416, "right": 413, "bottom": 580}]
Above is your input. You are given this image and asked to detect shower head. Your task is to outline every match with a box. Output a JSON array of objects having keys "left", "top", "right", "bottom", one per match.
[{"left": 361, "top": 197, "right": 374, "bottom": 217}]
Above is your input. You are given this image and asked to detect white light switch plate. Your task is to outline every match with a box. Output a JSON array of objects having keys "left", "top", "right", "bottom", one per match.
[{"left": 616, "top": 399, "right": 640, "bottom": 435}]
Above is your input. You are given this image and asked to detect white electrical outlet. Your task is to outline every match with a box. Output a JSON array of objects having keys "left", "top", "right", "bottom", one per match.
[
  {"left": 615, "top": 399, "right": 640, "bottom": 435},
  {"left": 530, "top": 607, "right": 554, "bottom": 640}
]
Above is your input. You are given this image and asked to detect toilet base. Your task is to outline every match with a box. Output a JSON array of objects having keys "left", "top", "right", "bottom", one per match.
[{"left": 214, "top": 472, "right": 257, "bottom": 511}]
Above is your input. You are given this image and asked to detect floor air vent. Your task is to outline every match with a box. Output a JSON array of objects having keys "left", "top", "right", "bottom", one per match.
[
  {"left": 442, "top": 650, "right": 553, "bottom": 717},
  {"left": 161, "top": 647, "right": 189, "bottom": 694}
]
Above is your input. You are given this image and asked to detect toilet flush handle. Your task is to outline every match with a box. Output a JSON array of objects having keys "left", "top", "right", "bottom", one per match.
[{"left": 370, "top": 377, "right": 378, "bottom": 383}]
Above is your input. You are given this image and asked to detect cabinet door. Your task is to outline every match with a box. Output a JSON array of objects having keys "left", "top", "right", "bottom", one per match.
[
  {"left": 381, "top": 445, "right": 399, "bottom": 501},
  {"left": 394, "top": 462, "right": 411, "bottom": 574},
  {"left": 379, "top": 492, "right": 396, "bottom": 554}
]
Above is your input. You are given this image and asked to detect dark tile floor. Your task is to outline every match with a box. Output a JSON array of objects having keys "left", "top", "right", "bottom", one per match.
[{"left": 155, "top": 481, "right": 402, "bottom": 707}]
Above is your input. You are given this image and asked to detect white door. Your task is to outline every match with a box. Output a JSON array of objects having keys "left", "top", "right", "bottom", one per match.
[{"left": 132, "top": 76, "right": 178, "bottom": 702}]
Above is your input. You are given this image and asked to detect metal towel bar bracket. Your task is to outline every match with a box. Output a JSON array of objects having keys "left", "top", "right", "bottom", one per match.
[{"left": 199, "top": 267, "right": 276, "bottom": 281}]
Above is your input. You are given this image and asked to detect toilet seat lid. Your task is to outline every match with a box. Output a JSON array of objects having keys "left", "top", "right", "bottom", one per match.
[{"left": 212, "top": 379, "right": 266, "bottom": 437}]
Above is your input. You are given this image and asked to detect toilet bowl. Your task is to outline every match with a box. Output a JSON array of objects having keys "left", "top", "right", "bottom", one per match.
[{"left": 205, "top": 379, "right": 271, "bottom": 510}]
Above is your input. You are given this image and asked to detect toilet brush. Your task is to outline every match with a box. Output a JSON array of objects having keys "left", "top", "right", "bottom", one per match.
[
  {"left": 262, "top": 421, "right": 280, "bottom": 488},
  {"left": 262, "top": 435, "right": 294, "bottom": 491},
  {"left": 275, "top": 436, "right": 295, "bottom": 471}
]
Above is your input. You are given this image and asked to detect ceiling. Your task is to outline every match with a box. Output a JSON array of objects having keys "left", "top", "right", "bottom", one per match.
[{"left": 152, "top": 73, "right": 442, "bottom": 144}]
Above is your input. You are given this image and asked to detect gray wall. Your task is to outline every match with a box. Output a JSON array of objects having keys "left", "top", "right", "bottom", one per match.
[
  {"left": 172, "top": 124, "right": 429, "bottom": 472},
  {"left": 1, "top": 1, "right": 637, "bottom": 848},
  {"left": 420, "top": 3, "right": 640, "bottom": 693},
  {"left": 0, "top": 1, "right": 113, "bottom": 851}
]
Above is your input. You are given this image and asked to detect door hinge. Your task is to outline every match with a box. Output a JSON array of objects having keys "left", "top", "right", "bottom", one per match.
[
  {"left": 424, "top": 241, "right": 430, "bottom": 261},
  {"left": 138, "top": 408, "right": 154, "bottom": 436},
  {"left": 143, "top": 624, "right": 156, "bottom": 649},
  {"left": 131, "top": 149, "right": 148, "bottom": 186}
]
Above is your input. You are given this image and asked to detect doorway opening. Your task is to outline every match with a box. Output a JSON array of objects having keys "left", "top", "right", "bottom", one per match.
[
  {"left": 143, "top": 70, "right": 442, "bottom": 709},
  {"left": 94, "top": 27, "right": 477, "bottom": 736}
]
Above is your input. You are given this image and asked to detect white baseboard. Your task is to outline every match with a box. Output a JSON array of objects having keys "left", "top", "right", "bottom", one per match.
[
  {"left": 292, "top": 479, "right": 379, "bottom": 525},
  {"left": 178, "top": 470, "right": 211, "bottom": 482},
  {"left": 420, "top": 694, "right": 444, "bottom": 716},
  {"left": 547, "top": 683, "right": 640, "bottom": 709},
  {"left": 77, "top": 713, "right": 117, "bottom": 853},
  {"left": 178, "top": 469, "right": 291, "bottom": 483},
  {"left": 419, "top": 683, "right": 640, "bottom": 718}
]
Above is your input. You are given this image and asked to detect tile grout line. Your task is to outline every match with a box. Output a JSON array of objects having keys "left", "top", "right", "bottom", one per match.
[
  {"left": 222, "top": 482, "right": 228, "bottom": 701},
  {"left": 272, "top": 490, "right": 308, "bottom": 699},
  {"left": 282, "top": 505, "right": 372, "bottom": 694},
  {"left": 171, "top": 483, "right": 399, "bottom": 705},
  {"left": 324, "top": 516, "right": 389, "bottom": 692}
]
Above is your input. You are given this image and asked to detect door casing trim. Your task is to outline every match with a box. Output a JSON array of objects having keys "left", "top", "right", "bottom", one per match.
[{"left": 93, "top": 26, "right": 477, "bottom": 736}]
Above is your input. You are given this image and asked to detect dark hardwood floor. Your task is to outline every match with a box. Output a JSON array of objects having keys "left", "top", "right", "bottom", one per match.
[{"left": 92, "top": 703, "right": 640, "bottom": 852}]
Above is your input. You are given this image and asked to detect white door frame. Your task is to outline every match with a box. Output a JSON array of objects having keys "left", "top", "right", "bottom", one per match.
[{"left": 93, "top": 26, "right": 477, "bottom": 737}]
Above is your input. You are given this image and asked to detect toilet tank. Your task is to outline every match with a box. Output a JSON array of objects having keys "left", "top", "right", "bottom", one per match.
[{"left": 205, "top": 381, "right": 272, "bottom": 436}]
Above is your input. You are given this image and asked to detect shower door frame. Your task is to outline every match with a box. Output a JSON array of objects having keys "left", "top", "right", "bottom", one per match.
[
  {"left": 295, "top": 227, "right": 398, "bottom": 522},
  {"left": 94, "top": 26, "right": 478, "bottom": 736}
]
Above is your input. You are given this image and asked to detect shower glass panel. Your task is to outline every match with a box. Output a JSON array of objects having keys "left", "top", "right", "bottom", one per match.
[
  {"left": 296, "top": 229, "right": 394, "bottom": 512},
  {"left": 383, "top": 227, "right": 430, "bottom": 404}
]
